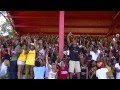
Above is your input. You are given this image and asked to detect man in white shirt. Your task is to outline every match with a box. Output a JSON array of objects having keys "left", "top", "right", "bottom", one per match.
[
  {"left": 0, "top": 60, "right": 10, "bottom": 78},
  {"left": 96, "top": 62, "right": 109, "bottom": 79},
  {"left": 115, "top": 62, "right": 120, "bottom": 79},
  {"left": 90, "top": 47, "right": 100, "bottom": 61}
]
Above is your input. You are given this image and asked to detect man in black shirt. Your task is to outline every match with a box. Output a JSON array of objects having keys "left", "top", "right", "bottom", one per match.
[{"left": 67, "top": 32, "right": 81, "bottom": 79}]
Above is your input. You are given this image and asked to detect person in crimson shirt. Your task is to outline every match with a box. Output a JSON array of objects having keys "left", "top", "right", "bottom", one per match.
[{"left": 58, "top": 61, "right": 69, "bottom": 79}]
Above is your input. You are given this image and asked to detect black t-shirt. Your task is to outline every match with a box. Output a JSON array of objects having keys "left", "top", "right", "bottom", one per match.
[
  {"left": 35, "top": 60, "right": 41, "bottom": 67},
  {"left": 2, "top": 54, "right": 10, "bottom": 62},
  {"left": 81, "top": 66, "right": 86, "bottom": 79},
  {"left": 52, "top": 54, "right": 57, "bottom": 63},
  {"left": 69, "top": 45, "right": 81, "bottom": 61}
]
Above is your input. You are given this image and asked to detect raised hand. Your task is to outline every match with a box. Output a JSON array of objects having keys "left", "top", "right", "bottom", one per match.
[{"left": 68, "top": 32, "right": 72, "bottom": 37}]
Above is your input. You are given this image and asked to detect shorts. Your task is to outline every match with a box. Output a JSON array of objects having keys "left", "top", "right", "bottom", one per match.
[
  {"left": 17, "top": 60, "right": 25, "bottom": 65},
  {"left": 69, "top": 60, "right": 81, "bottom": 73}
]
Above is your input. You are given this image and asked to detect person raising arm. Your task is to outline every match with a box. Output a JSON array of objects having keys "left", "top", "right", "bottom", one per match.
[
  {"left": 46, "top": 52, "right": 57, "bottom": 79},
  {"left": 67, "top": 32, "right": 81, "bottom": 79}
]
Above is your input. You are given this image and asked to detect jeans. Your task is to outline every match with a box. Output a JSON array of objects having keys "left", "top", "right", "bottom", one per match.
[{"left": 10, "top": 61, "right": 18, "bottom": 79}]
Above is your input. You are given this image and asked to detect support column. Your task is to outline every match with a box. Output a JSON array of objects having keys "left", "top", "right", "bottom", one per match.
[{"left": 59, "top": 11, "right": 64, "bottom": 59}]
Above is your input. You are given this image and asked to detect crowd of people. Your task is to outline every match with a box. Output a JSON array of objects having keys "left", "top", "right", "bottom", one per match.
[{"left": 0, "top": 32, "right": 120, "bottom": 79}]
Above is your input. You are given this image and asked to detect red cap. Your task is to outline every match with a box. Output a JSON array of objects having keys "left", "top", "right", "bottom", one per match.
[{"left": 97, "top": 62, "right": 105, "bottom": 68}]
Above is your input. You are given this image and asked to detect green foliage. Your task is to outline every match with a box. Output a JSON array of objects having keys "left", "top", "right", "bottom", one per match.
[{"left": 0, "top": 11, "right": 16, "bottom": 37}]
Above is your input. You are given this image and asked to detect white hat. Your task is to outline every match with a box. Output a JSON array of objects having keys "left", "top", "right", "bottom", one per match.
[
  {"left": 116, "top": 34, "right": 120, "bottom": 37},
  {"left": 30, "top": 43, "right": 34, "bottom": 46}
]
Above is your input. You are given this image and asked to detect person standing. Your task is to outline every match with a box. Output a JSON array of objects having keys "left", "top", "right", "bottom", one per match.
[
  {"left": 89, "top": 61, "right": 97, "bottom": 79},
  {"left": 90, "top": 46, "right": 100, "bottom": 61},
  {"left": 10, "top": 40, "right": 22, "bottom": 79},
  {"left": 115, "top": 61, "right": 120, "bottom": 79},
  {"left": 46, "top": 52, "right": 58, "bottom": 79},
  {"left": 0, "top": 59, "right": 10, "bottom": 79},
  {"left": 58, "top": 61, "right": 69, "bottom": 79},
  {"left": 25, "top": 43, "right": 36, "bottom": 79},
  {"left": 17, "top": 44, "right": 27, "bottom": 79},
  {"left": 67, "top": 32, "right": 81, "bottom": 79},
  {"left": 96, "top": 62, "right": 110, "bottom": 79},
  {"left": 33, "top": 60, "right": 46, "bottom": 79}
]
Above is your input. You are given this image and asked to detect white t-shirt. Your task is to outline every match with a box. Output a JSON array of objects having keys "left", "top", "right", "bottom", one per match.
[
  {"left": 46, "top": 64, "right": 57, "bottom": 79},
  {"left": 39, "top": 48, "right": 45, "bottom": 58},
  {"left": 115, "top": 63, "right": 120, "bottom": 79},
  {"left": 0, "top": 62, "right": 7, "bottom": 77},
  {"left": 96, "top": 68, "right": 108, "bottom": 79},
  {"left": 45, "top": 64, "right": 52, "bottom": 78},
  {"left": 63, "top": 50, "right": 70, "bottom": 56},
  {"left": 90, "top": 50, "right": 100, "bottom": 61},
  {"left": 48, "top": 70, "right": 57, "bottom": 79}
]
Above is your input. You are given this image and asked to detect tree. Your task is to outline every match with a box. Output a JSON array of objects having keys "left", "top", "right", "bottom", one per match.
[{"left": 0, "top": 11, "right": 16, "bottom": 37}]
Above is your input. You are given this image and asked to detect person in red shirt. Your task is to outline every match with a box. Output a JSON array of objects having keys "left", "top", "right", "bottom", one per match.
[{"left": 58, "top": 61, "right": 69, "bottom": 79}]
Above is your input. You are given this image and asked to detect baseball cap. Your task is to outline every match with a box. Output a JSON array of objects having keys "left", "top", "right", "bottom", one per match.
[{"left": 97, "top": 62, "right": 105, "bottom": 68}]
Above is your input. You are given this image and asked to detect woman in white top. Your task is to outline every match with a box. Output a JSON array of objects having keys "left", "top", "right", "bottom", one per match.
[
  {"left": 45, "top": 59, "right": 52, "bottom": 79},
  {"left": 46, "top": 52, "right": 57, "bottom": 79}
]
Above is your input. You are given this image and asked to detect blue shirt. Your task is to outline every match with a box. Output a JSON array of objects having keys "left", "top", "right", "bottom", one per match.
[
  {"left": 33, "top": 66, "right": 45, "bottom": 79},
  {"left": 69, "top": 45, "right": 81, "bottom": 61}
]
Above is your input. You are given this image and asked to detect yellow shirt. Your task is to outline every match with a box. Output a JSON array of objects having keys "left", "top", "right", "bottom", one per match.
[
  {"left": 18, "top": 50, "right": 27, "bottom": 62},
  {"left": 26, "top": 50, "right": 36, "bottom": 66},
  {"left": 106, "top": 65, "right": 113, "bottom": 77}
]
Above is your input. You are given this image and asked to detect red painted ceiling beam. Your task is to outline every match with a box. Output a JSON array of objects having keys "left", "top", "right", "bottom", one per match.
[
  {"left": 17, "top": 32, "right": 109, "bottom": 35},
  {"left": 14, "top": 25, "right": 109, "bottom": 28},
  {"left": 8, "top": 11, "right": 118, "bottom": 36},
  {"left": 10, "top": 16, "right": 112, "bottom": 20},
  {"left": 11, "top": 16, "right": 58, "bottom": 19},
  {"left": 9, "top": 11, "right": 59, "bottom": 17},
  {"left": 14, "top": 25, "right": 58, "bottom": 28},
  {"left": 106, "top": 11, "right": 120, "bottom": 37}
]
